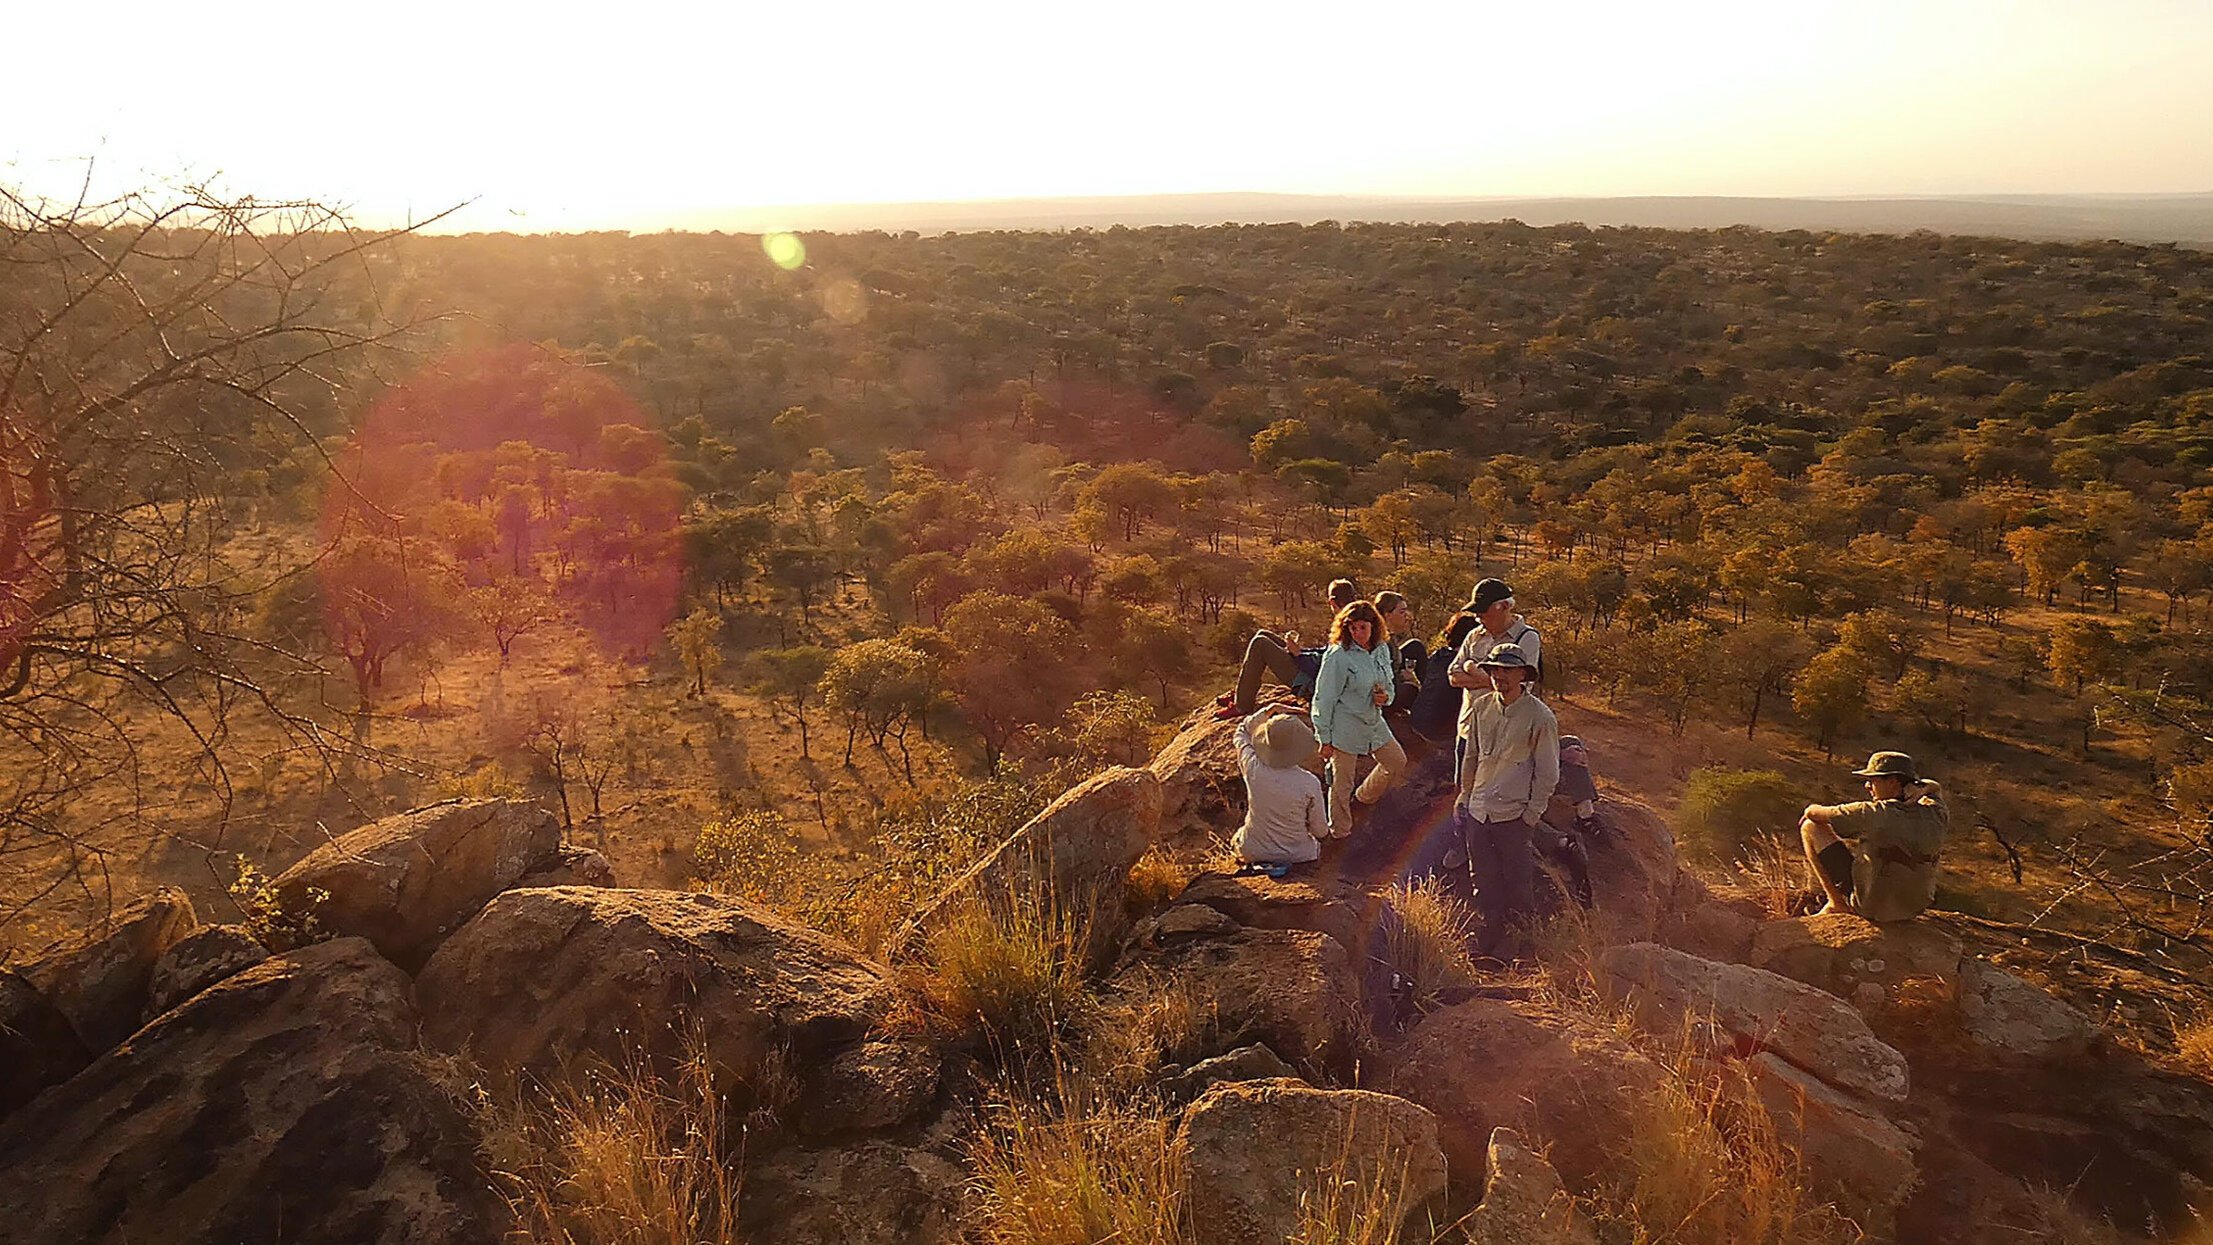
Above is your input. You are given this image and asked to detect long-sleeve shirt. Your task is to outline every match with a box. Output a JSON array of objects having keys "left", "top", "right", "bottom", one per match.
[
  {"left": 1451, "top": 618, "right": 1541, "bottom": 740},
  {"left": 1231, "top": 710, "right": 1326, "bottom": 864},
  {"left": 1309, "top": 641, "right": 1397, "bottom": 755},
  {"left": 1460, "top": 690, "right": 1560, "bottom": 824}
]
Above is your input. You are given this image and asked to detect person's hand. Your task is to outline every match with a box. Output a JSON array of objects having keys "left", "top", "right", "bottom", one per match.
[
  {"left": 1371, "top": 685, "right": 1390, "bottom": 707},
  {"left": 1283, "top": 630, "right": 1301, "bottom": 650},
  {"left": 1320, "top": 744, "right": 1337, "bottom": 762}
]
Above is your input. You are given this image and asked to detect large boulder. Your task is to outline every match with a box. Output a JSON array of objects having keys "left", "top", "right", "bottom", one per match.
[
  {"left": 1147, "top": 701, "right": 1259, "bottom": 852},
  {"left": 740, "top": 1140, "right": 963, "bottom": 1245},
  {"left": 794, "top": 1038, "right": 944, "bottom": 1141},
  {"left": 143, "top": 923, "right": 269, "bottom": 1021},
  {"left": 1562, "top": 794, "right": 1696, "bottom": 935},
  {"left": 515, "top": 843, "right": 617, "bottom": 888},
  {"left": 1956, "top": 959, "right": 2097, "bottom": 1062},
  {"left": 1175, "top": 869, "right": 1372, "bottom": 950},
  {"left": 274, "top": 797, "right": 562, "bottom": 969},
  {"left": 1745, "top": 1052, "right": 1918, "bottom": 1227},
  {"left": 1181, "top": 1079, "right": 1448, "bottom": 1245},
  {"left": 900, "top": 766, "right": 1162, "bottom": 960},
  {"left": 1658, "top": 877, "right": 1769, "bottom": 964},
  {"left": 1160, "top": 1043, "right": 1300, "bottom": 1104},
  {"left": 1110, "top": 928, "right": 1363, "bottom": 1071},
  {"left": 1599, "top": 941, "right": 1910, "bottom": 1103},
  {"left": 0, "top": 938, "right": 499, "bottom": 1245},
  {"left": 1462, "top": 1127, "right": 1598, "bottom": 1245},
  {"left": 1379, "top": 998, "right": 1665, "bottom": 1190},
  {"left": 0, "top": 971, "right": 88, "bottom": 1120},
  {"left": 19, "top": 885, "right": 198, "bottom": 1051},
  {"left": 1749, "top": 911, "right": 1964, "bottom": 1004},
  {"left": 415, "top": 886, "right": 889, "bottom": 1091}
]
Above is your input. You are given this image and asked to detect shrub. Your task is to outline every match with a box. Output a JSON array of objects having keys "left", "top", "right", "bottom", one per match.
[
  {"left": 227, "top": 857, "right": 326, "bottom": 952},
  {"left": 1676, "top": 768, "right": 1805, "bottom": 866}
]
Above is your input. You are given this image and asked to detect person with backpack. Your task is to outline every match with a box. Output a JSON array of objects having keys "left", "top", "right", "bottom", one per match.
[
  {"left": 1214, "top": 578, "right": 1360, "bottom": 719},
  {"left": 1310, "top": 600, "right": 1407, "bottom": 837},
  {"left": 1446, "top": 578, "right": 1541, "bottom": 787}
]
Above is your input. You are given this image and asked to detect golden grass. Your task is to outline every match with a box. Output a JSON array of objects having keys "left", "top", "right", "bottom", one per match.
[
  {"left": 1126, "top": 846, "right": 1193, "bottom": 913},
  {"left": 1384, "top": 878, "right": 1481, "bottom": 1011},
  {"left": 1290, "top": 1130, "right": 1433, "bottom": 1245},
  {"left": 1081, "top": 969, "right": 1225, "bottom": 1092},
  {"left": 898, "top": 879, "right": 1090, "bottom": 1063},
  {"left": 480, "top": 1043, "right": 745, "bottom": 1245},
  {"left": 1730, "top": 831, "right": 1820, "bottom": 920},
  {"left": 2174, "top": 1008, "right": 2213, "bottom": 1079},
  {"left": 966, "top": 1090, "right": 1190, "bottom": 1245}
]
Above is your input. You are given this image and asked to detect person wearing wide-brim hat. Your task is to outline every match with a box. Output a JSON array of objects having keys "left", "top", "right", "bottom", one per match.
[
  {"left": 1230, "top": 704, "right": 1328, "bottom": 867},
  {"left": 1448, "top": 641, "right": 1559, "bottom": 959},
  {"left": 1800, "top": 750, "right": 1951, "bottom": 922},
  {"left": 1446, "top": 577, "right": 1541, "bottom": 788}
]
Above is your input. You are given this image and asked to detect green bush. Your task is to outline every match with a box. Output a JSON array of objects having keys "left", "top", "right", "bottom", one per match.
[{"left": 1676, "top": 768, "right": 1804, "bottom": 866}]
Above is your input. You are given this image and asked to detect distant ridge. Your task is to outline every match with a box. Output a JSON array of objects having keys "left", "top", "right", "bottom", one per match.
[{"left": 656, "top": 191, "right": 2213, "bottom": 247}]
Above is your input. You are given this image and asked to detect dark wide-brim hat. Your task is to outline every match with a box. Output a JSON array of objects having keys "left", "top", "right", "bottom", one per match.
[
  {"left": 1850, "top": 750, "right": 1919, "bottom": 781},
  {"left": 1476, "top": 642, "right": 1536, "bottom": 673},
  {"left": 1467, "top": 577, "right": 1514, "bottom": 613}
]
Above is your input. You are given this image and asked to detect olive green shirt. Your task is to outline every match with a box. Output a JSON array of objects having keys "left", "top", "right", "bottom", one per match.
[{"left": 1828, "top": 781, "right": 1951, "bottom": 923}]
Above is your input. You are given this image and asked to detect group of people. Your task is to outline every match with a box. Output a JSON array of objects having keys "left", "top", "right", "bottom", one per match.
[{"left": 1221, "top": 573, "right": 1952, "bottom": 961}]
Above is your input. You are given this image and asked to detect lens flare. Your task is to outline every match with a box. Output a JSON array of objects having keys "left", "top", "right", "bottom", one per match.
[
  {"left": 820, "top": 277, "right": 866, "bottom": 324},
  {"left": 762, "top": 232, "right": 806, "bottom": 270}
]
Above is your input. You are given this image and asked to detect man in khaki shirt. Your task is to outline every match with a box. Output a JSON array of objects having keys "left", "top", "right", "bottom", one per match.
[
  {"left": 1801, "top": 750, "right": 1949, "bottom": 922},
  {"left": 1451, "top": 642, "right": 1558, "bottom": 960}
]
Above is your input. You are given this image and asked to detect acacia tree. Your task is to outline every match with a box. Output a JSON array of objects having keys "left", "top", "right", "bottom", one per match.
[
  {"left": 0, "top": 184, "right": 439, "bottom": 922},
  {"left": 667, "top": 606, "right": 725, "bottom": 696},
  {"left": 942, "top": 591, "right": 1078, "bottom": 771},
  {"left": 744, "top": 646, "right": 829, "bottom": 761}
]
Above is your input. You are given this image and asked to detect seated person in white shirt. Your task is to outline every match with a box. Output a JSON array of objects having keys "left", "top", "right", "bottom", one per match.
[{"left": 1231, "top": 704, "right": 1328, "bottom": 869}]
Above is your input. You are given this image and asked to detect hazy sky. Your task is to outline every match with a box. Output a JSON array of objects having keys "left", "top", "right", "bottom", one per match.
[{"left": 6, "top": 0, "right": 2209, "bottom": 231}]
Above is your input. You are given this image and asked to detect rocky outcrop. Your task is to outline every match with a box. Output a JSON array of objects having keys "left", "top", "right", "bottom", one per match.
[
  {"left": 143, "top": 924, "right": 268, "bottom": 1020},
  {"left": 1750, "top": 912, "right": 1964, "bottom": 1003},
  {"left": 742, "top": 1140, "right": 964, "bottom": 1245},
  {"left": 1659, "top": 877, "right": 1769, "bottom": 963},
  {"left": 1599, "top": 941, "right": 1910, "bottom": 1102},
  {"left": 1147, "top": 701, "right": 1261, "bottom": 851},
  {"left": 1380, "top": 997, "right": 1665, "bottom": 1189},
  {"left": 274, "top": 797, "right": 563, "bottom": 969},
  {"left": 1567, "top": 794, "right": 1697, "bottom": 934},
  {"left": 901, "top": 766, "right": 1162, "bottom": 959},
  {"left": 795, "top": 1039, "right": 944, "bottom": 1141},
  {"left": 0, "top": 938, "right": 498, "bottom": 1245},
  {"left": 515, "top": 843, "right": 618, "bottom": 888},
  {"left": 1175, "top": 870, "right": 1372, "bottom": 951},
  {"left": 416, "top": 886, "right": 888, "bottom": 1091},
  {"left": 1160, "top": 1043, "right": 1300, "bottom": 1103},
  {"left": 1745, "top": 1052, "right": 1918, "bottom": 1226},
  {"left": 1957, "top": 960, "right": 2097, "bottom": 1062},
  {"left": 20, "top": 886, "right": 198, "bottom": 1052},
  {"left": 1181, "top": 1078, "right": 1448, "bottom": 1245},
  {"left": 0, "top": 971, "right": 88, "bottom": 1120},
  {"left": 1462, "top": 1127, "right": 1598, "bottom": 1245},
  {"left": 1111, "top": 927, "right": 1363, "bottom": 1070}
]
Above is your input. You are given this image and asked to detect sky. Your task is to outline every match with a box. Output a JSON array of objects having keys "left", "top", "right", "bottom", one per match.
[{"left": 5, "top": 0, "right": 2210, "bottom": 233}]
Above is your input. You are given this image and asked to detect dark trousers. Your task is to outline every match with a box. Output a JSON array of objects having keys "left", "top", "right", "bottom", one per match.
[
  {"left": 1234, "top": 630, "right": 1305, "bottom": 711},
  {"left": 1461, "top": 812, "right": 1536, "bottom": 957}
]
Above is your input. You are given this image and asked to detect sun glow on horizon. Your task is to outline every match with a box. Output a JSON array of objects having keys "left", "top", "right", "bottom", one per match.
[{"left": 5, "top": 0, "right": 2209, "bottom": 233}]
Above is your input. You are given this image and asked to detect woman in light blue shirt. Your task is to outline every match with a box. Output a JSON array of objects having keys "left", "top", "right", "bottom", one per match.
[{"left": 1310, "top": 600, "right": 1408, "bottom": 837}]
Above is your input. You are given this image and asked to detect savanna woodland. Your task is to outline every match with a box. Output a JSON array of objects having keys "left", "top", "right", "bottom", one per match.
[{"left": 7, "top": 182, "right": 2213, "bottom": 1244}]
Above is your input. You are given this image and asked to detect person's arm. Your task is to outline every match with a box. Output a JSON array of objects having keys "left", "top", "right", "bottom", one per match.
[
  {"left": 1236, "top": 709, "right": 1266, "bottom": 772},
  {"left": 1524, "top": 711, "right": 1561, "bottom": 823},
  {"left": 1448, "top": 632, "right": 1485, "bottom": 688},
  {"left": 1304, "top": 778, "right": 1328, "bottom": 841},
  {"left": 1807, "top": 800, "right": 1878, "bottom": 840},
  {"left": 1310, "top": 650, "right": 1346, "bottom": 750},
  {"left": 1519, "top": 627, "right": 1542, "bottom": 671}
]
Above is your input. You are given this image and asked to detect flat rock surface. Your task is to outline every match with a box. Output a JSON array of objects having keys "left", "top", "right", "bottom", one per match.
[{"left": 1181, "top": 1078, "right": 1447, "bottom": 1245}]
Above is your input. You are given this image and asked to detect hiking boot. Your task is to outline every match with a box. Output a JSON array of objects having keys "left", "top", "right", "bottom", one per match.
[
  {"left": 1211, "top": 704, "right": 1242, "bottom": 722},
  {"left": 1214, "top": 690, "right": 1236, "bottom": 707}
]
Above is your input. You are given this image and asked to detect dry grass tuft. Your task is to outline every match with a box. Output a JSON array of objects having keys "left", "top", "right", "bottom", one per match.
[
  {"left": 1730, "top": 831, "right": 1820, "bottom": 920},
  {"left": 1081, "top": 969, "right": 1225, "bottom": 1091},
  {"left": 1126, "top": 846, "right": 1193, "bottom": 913},
  {"left": 1384, "top": 878, "right": 1481, "bottom": 1010},
  {"left": 898, "top": 879, "right": 1090, "bottom": 1062},
  {"left": 1290, "top": 1130, "right": 1432, "bottom": 1245},
  {"left": 480, "top": 1043, "right": 745, "bottom": 1245},
  {"left": 2014, "top": 1186, "right": 2130, "bottom": 1245},
  {"left": 966, "top": 1090, "right": 1189, "bottom": 1245},
  {"left": 1590, "top": 1050, "right": 1863, "bottom": 1245},
  {"left": 2174, "top": 1008, "right": 2213, "bottom": 1079}
]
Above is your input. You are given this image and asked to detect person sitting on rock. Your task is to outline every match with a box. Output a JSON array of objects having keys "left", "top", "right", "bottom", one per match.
[
  {"left": 1312, "top": 600, "right": 1407, "bottom": 838},
  {"left": 1230, "top": 704, "right": 1327, "bottom": 871},
  {"left": 1452, "top": 642, "right": 1558, "bottom": 959},
  {"left": 1537, "top": 734, "right": 1602, "bottom": 908},
  {"left": 1800, "top": 750, "right": 1951, "bottom": 922},
  {"left": 1214, "top": 578, "right": 1360, "bottom": 719}
]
